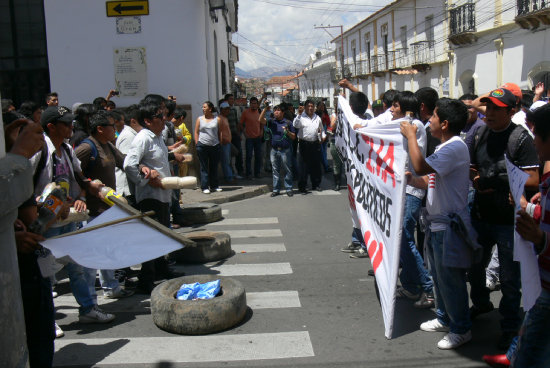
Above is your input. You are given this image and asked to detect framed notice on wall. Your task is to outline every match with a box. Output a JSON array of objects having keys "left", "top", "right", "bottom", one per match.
[{"left": 113, "top": 47, "right": 147, "bottom": 97}]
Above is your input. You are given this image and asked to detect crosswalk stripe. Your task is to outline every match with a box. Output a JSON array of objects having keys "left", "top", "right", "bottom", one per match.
[
  {"left": 312, "top": 191, "right": 341, "bottom": 196},
  {"left": 209, "top": 217, "right": 279, "bottom": 226},
  {"left": 182, "top": 262, "right": 292, "bottom": 276},
  {"left": 55, "top": 290, "right": 300, "bottom": 313},
  {"left": 233, "top": 242, "right": 286, "bottom": 253},
  {"left": 224, "top": 229, "right": 283, "bottom": 238},
  {"left": 222, "top": 209, "right": 229, "bottom": 215},
  {"left": 53, "top": 331, "right": 314, "bottom": 366},
  {"left": 247, "top": 291, "right": 301, "bottom": 309}
]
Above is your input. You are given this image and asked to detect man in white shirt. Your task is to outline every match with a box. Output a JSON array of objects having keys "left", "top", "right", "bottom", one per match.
[{"left": 293, "top": 100, "right": 324, "bottom": 193}]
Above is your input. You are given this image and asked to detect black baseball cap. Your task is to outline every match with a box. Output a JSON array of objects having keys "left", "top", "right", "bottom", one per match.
[{"left": 40, "top": 106, "right": 75, "bottom": 127}]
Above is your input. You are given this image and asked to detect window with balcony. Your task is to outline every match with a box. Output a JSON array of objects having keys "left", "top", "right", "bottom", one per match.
[
  {"left": 449, "top": 2, "right": 477, "bottom": 45},
  {"left": 516, "top": 0, "right": 550, "bottom": 29}
]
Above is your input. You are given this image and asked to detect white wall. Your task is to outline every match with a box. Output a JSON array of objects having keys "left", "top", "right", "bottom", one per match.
[{"left": 44, "top": 0, "right": 234, "bottom": 124}]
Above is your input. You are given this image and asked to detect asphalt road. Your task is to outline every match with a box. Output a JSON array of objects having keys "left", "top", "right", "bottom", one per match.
[{"left": 52, "top": 186, "right": 506, "bottom": 367}]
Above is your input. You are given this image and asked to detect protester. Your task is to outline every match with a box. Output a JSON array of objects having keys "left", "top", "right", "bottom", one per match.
[
  {"left": 316, "top": 100, "right": 331, "bottom": 173},
  {"left": 260, "top": 104, "right": 296, "bottom": 197},
  {"left": 218, "top": 101, "right": 234, "bottom": 183},
  {"left": 70, "top": 103, "right": 96, "bottom": 148},
  {"left": 293, "top": 100, "right": 324, "bottom": 193},
  {"left": 402, "top": 98, "right": 479, "bottom": 349},
  {"left": 225, "top": 93, "right": 244, "bottom": 178},
  {"left": 45, "top": 92, "right": 58, "bottom": 107},
  {"left": 194, "top": 101, "right": 222, "bottom": 194},
  {"left": 75, "top": 111, "right": 134, "bottom": 299},
  {"left": 240, "top": 95, "right": 267, "bottom": 179},
  {"left": 18, "top": 101, "right": 42, "bottom": 123},
  {"left": 123, "top": 102, "right": 185, "bottom": 294},
  {"left": 469, "top": 88, "right": 540, "bottom": 350}
]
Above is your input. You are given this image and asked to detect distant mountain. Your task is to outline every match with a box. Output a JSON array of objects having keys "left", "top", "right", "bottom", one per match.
[{"left": 236, "top": 64, "right": 303, "bottom": 79}]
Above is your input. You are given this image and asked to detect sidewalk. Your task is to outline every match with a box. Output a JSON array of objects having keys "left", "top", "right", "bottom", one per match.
[{"left": 179, "top": 175, "right": 271, "bottom": 205}]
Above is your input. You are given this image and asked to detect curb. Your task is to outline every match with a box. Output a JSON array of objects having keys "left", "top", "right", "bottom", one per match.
[{"left": 180, "top": 184, "right": 271, "bottom": 205}]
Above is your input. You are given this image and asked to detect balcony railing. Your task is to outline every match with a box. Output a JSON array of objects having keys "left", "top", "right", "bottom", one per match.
[
  {"left": 518, "top": 0, "right": 550, "bottom": 16},
  {"left": 387, "top": 48, "right": 410, "bottom": 69},
  {"left": 411, "top": 41, "right": 435, "bottom": 66},
  {"left": 450, "top": 3, "right": 476, "bottom": 35},
  {"left": 370, "top": 54, "right": 386, "bottom": 74},
  {"left": 516, "top": 0, "right": 550, "bottom": 29}
]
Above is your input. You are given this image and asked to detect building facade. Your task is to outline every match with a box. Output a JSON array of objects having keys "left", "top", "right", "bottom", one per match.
[
  {"left": 2, "top": 0, "right": 238, "bottom": 123},
  {"left": 319, "top": 0, "right": 550, "bottom": 103}
]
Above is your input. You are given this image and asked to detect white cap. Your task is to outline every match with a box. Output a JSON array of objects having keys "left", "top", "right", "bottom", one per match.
[{"left": 530, "top": 100, "right": 547, "bottom": 112}]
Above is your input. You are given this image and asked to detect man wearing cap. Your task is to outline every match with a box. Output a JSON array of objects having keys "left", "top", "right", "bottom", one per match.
[
  {"left": 372, "top": 99, "right": 384, "bottom": 117},
  {"left": 31, "top": 106, "right": 115, "bottom": 324},
  {"left": 74, "top": 111, "right": 134, "bottom": 300},
  {"left": 468, "top": 88, "right": 540, "bottom": 350}
]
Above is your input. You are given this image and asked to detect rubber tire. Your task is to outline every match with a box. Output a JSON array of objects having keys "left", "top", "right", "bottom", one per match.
[
  {"left": 176, "top": 202, "right": 222, "bottom": 225},
  {"left": 151, "top": 275, "right": 247, "bottom": 335},
  {"left": 174, "top": 231, "right": 232, "bottom": 264}
]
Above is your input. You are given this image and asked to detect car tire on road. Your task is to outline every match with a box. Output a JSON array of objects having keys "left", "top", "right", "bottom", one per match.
[
  {"left": 174, "top": 202, "right": 222, "bottom": 225},
  {"left": 174, "top": 231, "right": 232, "bottom": 264},
  {"left": 150, "top": 275, "right": 247, "bottom": 335}
]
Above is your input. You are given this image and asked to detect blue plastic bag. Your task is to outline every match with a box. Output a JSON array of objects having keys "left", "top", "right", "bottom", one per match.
[{"left": 176, "top": 280, "right": 221, "bottom": 300}]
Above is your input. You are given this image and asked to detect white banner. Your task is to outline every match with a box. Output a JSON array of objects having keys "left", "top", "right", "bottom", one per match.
[
  {"left": 41, "top": 206, "right": 184, "bottom": 269},
  {"left": 335, "top": 96, "right": 408, "bottom": 339},
  {"left": 505, "top": 155, "right": 541, "bottom": 311}
]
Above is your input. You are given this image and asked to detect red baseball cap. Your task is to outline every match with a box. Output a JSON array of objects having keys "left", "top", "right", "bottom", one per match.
[
  {"left": 480, "top": 88, "right": 517, "bottom": 108},
  {"left": 500, "top": 83, "right": 522, "bottom": 99}
]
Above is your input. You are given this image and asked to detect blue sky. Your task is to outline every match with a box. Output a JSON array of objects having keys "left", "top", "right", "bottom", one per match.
[{"left": 235, "top": 0, "right": 394, "bottom": 71}]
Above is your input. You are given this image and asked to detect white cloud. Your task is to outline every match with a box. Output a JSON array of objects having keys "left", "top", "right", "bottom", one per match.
[{"left": 235, "top": 0, "right": 393, "bottom": 71}]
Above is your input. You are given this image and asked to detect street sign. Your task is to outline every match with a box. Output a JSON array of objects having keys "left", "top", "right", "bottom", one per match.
[{"left": 106, "top": 1, "right": 149, "bottom": 17}]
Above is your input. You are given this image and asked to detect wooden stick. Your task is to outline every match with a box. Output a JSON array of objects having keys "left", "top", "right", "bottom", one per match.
[
  {"left": 108, "top": 197, "right": 197, "bottom": 247},
  {"left": 51, "top": 211, "right": 156, "bottom": 239}
]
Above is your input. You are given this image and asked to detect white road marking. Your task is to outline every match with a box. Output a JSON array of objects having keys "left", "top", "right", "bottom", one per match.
[
  {"left": 233, "top": 242, "right": 286, "bottom": 253},
  {"left": 247, "top": 291, "right": 301, "bottom": 309},
  {"left": 184, "top": 262, "right": 292, "bottom": 276},
  {"left": 222, "top": 209, "right": 229, "bottom": 215},
  {"left": 209, "top": 217, "right": 279, "bottom": 225},
  {"left": 53, "top": 331, "right": 314, "bottom": 366},
  {"left": 311, "top": 190, "right": 341, "bottom": 196},
  {"left": 224, "top": 229, "right": 283, "bottom": 238}
]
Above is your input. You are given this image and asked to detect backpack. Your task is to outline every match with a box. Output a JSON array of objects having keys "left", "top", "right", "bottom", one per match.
[
  {"left": 471, "top": 123, "right": 528, "bottom": 164},
  {"left": 32, "top": 142, "right": 72, "bottom": 187},
  {"left": 80, "top": 138, "right": 98, "bottom": 178}
]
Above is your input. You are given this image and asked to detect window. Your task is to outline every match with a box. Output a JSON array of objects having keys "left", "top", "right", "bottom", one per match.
[
  {"left": 221, "top": 60, "right": 227, "bottom": 94},
  {"left": 425, "top": 15, "right": 434, "bottom": 44},
  {"left": 400, "top": 26, "right": 407, "bottom": 51},
  {"left": 351, "top": 39, "right": 356, "bottom": 75}
]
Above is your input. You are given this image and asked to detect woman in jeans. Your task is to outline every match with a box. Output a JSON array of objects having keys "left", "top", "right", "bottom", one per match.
[{"left": 194, "top": 101, "right": 222, "bottom": 194}]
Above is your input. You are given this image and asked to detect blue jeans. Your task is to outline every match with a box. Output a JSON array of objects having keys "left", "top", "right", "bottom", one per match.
[
  {"left": 196, "top": 142, "right": 221, "bottom": 190},
  {"left": 43, "top": 223, "right": 95, "bottom": 315},
  {"left": 509, "top": 288, "right": 550, "bottom": 367},
  {"left": 470, "top": 220, "right": 522, "bottom": 333},
  {"left": 245, "top": 137, "right": 262, "bottom": 177},
  {"left": 426, "top": 230, "right": 471, "bottom": 334},
  {"left": 399, "top": 194, "right": 433, "bottom": 294},
  {"left": 220, "top": 143, "right": 233, "bottom": 181},
  {"left": 351, "top": 227, "right": 366, "bottom": 248},
  {"left": 270, "top": 147, "right": 293, "bottom": 192}
]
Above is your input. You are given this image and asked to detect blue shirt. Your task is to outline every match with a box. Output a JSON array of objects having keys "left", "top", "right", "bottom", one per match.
[{"left": 267, "top": 118, "right": 295, "bottom": 149}]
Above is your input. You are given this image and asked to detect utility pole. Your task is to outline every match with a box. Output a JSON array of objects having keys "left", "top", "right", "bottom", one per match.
[{"left": 314, "top": 24, "right": 344, "bottom": 96}]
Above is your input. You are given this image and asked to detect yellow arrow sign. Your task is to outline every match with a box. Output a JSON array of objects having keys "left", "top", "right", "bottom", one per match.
[{"left": 106, "top": 1, "right": 149, "bottom": 17}]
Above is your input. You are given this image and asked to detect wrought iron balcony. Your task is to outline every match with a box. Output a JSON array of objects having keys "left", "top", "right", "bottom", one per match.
[
  {"left": 411, "top": 41, "right": 435, "bottom": 71},
  {"left": 370, "top": 54, "right": 387, "bottom": 75},
  {"left": 449, "top": 2, "right": 477, "bottom": 45},
  {"left": 516, "top": 0, "right": 550, "bottom": 29},
  {"left": 387, "top": 48, "right": 410, "bottom": 70}
]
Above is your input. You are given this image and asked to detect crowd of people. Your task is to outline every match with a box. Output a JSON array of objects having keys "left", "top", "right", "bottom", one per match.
[
  {"left": 337, "top": 79, "right": 550, "bottom": 367},
  {"left": 2, "top": 78, "right": 550, "bottom": 367}
]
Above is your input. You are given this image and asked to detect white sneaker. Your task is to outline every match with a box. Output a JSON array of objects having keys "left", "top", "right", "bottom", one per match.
[
  {"left": 54, "top": 322, "right": 64, "bottom": 338},
  {"left": 214, "top": 188, "right": 223, "bottom": 192},
  {"left": 52, "top": 291, "right": 58, "bottom": 298},
  {"left": 437, "top": 331, "right": 472, "bottom": 349},
  {"left": 420, "top": 318, "right": 450, "bottom": 332},
  {"left": 78, "top": 305, "right": 115, "bottom": 324},
  {"left": 104, "top": 288, "right": 134, "bottom": 299},
  {"left": 202, "top": 189, "right": 210, "bottom": 194}
]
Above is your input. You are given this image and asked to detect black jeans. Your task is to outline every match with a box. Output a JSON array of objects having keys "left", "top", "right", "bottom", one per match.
[
  {"left": 232, "top": 133, "right": 243, "bottom": 175},
  {"left": 20, "top": 256, "right": 55, "bottom": 368},
  {"left": 298, "top": 140, "right": 322, "bottom": 190},
  {"left": 138, "top": 199, "right": 171, "bottom": 288}
]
